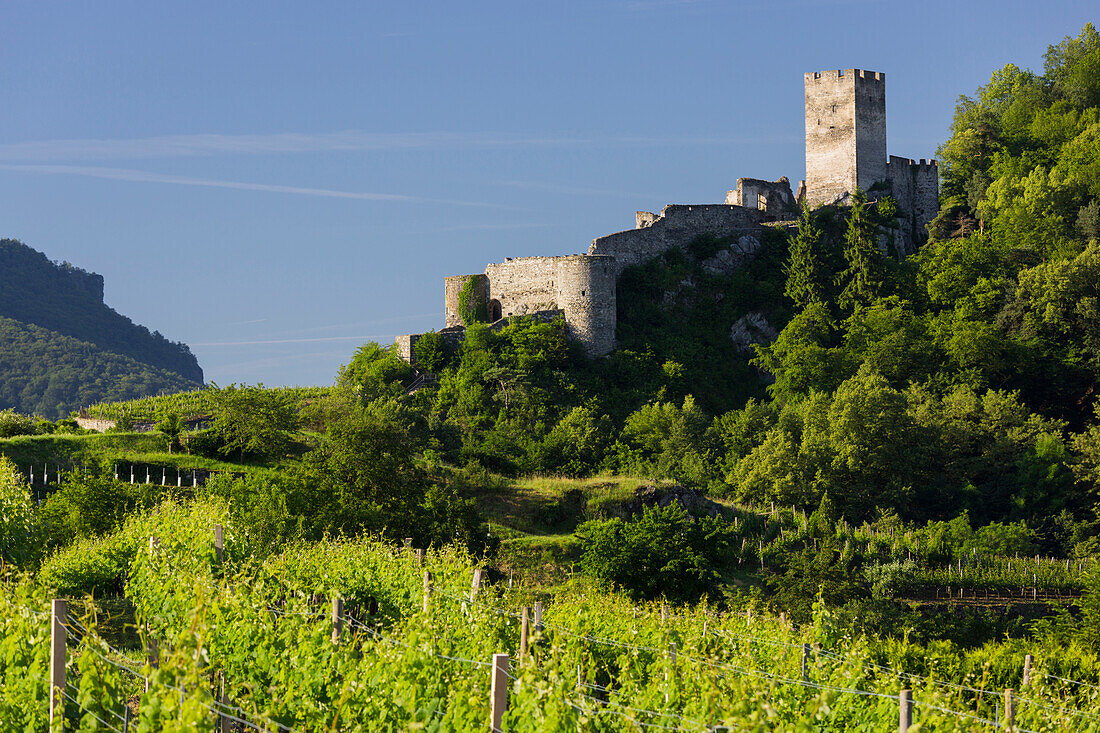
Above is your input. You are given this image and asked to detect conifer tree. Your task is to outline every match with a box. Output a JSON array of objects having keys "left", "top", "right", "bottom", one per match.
[
  {"left": 784, "top": 204, "right": 825, "bottom": 308},
  {"left": 837, "top": 189, "right": 884, "bottom": 311}
]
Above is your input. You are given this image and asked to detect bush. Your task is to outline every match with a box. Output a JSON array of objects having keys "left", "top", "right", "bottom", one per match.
[
  {"left": 863, "top": 558, "right": 917, "bottom": 600},
  {"left": 0, "top": 409, "right": 38, "bottom": 438},
  {"left": 37, "top": 472, "right": 163, "bottom": 551},
  {"left": 37, "top": 531, "right": 136, "bottom": 596},
  {"left": 0, "top": 457, "right": 38, "bottom": 566},
  {"left": 577, "top": 502, "right": 736, "bottom": 602}
]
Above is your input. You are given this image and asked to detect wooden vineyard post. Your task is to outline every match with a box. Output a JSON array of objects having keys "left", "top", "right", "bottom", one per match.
[
  {"left": 50, "top": 599, "right": 67, "bottom": 731},
  {"left": 470, "top": 568, "right": 482, "bottom": 603},
  {"left": 423, "top": 571, "right": 433, "bottom": 614},
  {"left": 145, "top": 628, "right": 158, "bottom": 693},
  {"left": 519, "top": 607, "right": 529, "bottom": 660},
  {"left": 533, "top": 601, "right": 543, "bottom": 631},
  {"left": 1022, "top": 653, "right": 1033, "bottom": 687},
  {"left": 415, "top": 548, "right": 424, "bottom": 565},
  {"left": 665, "top": 642, "right": 677, "bottom": 702},
  {"left": 404, "top": 537, "right": 413, "bottom": 553},
  {"left": 214, "top": 524, "right": 224, "bottom": 565},
  {"left": 1004, "top": 688, "right": 1016, "bottom": 730},
  {"left": 331, "top": 597, "right": 343, "bottom": 645},
  {"left": 490, "top": 653, "right": 509, "bottom": 732},
  {"left": 899, "top": 688, "right": 912, "bottom": 732},
  {"left": 801, "top": 643, "right": 810, "bottom": 682},
  {"left": 217, "top": 673, "right": 230, "bottom": 733}
]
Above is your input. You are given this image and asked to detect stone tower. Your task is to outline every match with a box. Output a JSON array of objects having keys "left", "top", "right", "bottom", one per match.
[{"left": 804, "top": 69, "right": 887, "bottom": 207}]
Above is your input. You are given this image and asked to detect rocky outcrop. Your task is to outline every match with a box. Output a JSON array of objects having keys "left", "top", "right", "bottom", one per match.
[
  {"left": 700, "top": 235, "right": 762, "bottom": 276},
  {"left": 624, "top": 484, "right": 726, "bottom": 519},
  {"left": 729, "top": 311, "right": 778, "bottom": 354}
]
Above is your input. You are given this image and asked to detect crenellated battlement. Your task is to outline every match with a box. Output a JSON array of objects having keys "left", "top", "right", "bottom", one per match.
[{"left": 804, "top": 69, "right": 885, "bottom": 85}]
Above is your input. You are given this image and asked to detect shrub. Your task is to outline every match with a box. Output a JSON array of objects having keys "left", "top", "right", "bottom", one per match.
[
  {"left": 0, "top": 457, "right": 38, "bottom": 566},
  {"left": 0, "top": 409, "right": 38, "bottom": 438}
]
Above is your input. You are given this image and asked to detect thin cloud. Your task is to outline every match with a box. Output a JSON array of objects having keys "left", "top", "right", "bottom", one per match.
[
  {"left": 0, "top": 131, "right": 592, "bottom": 162},
  {"left": 0, "top": 164, "right": 500, "bottom": 207},
  {"left": 0, "top": 130, "right": 795, "bottom": 163}
]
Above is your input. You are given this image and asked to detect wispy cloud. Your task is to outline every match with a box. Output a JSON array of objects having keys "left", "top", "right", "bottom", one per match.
[
  {"left": 0, "top": 131, "right": 592, "bottom": 162},
  {"left": 0, "top": 130, "right": 797, "bottom": 163},
  {"left": 0, "top": 164, "right": 500, "bottom": 207}
]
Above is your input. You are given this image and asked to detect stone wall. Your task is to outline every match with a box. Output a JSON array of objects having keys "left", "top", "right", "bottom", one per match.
[
  {"left": 588, "top": 204, "right": 763, "bottom": 276},
  {"left": 804, "top": 69, "right": 886, "bottom": 206},
  {"left": 484, "top": 254, "right": 617, "bottom": 356},
  {"left": 443, "top": 274, "right": 490, "bottom": 328},
  {"left": 394, "top": 333, "right": 420, "bottom": 364},
  {"left": 75, "top": 416, "right": 116, "bottom": 433},
  {"left": 887, "top": 156, "right": 940, "bottom": 252},
  {"left": 725, "top": 177, "right": 797, "bottom": 219}
]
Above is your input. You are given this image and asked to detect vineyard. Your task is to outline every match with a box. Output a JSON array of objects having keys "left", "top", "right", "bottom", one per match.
[
  {"left": 82, "top": 387, "right": 333, "bottom": 422},
  {"left": 5, "top": 499, "right": 1100, "bottom": 732}
]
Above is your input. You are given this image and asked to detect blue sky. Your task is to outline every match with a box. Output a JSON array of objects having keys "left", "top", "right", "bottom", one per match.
[{"left": 1, "top": 2, "right": 1094, "bottom": 386}]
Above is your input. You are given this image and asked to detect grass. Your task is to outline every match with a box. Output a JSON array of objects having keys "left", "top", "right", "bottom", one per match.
[
  {"left": 478, "top": 474, "right": 670, "bottom": 585},
  {"left": 478, "top": 474, "right": 660, "bottom": 537}
]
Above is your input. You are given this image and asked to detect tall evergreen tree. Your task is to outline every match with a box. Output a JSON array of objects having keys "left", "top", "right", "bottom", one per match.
[
  {"left": 837, "top": 189, "right": 884, "bottom": 311},
  {"left": 784, "top": 204, "right": 826, "bottom": 308}
]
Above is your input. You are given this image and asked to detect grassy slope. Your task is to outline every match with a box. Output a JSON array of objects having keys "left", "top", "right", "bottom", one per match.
[{"left": 478, "top": 474, "right": 664, "bottom": 585}]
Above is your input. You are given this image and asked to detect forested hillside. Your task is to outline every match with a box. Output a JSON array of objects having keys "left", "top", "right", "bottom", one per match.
[
  {"left": 0, "top": 239, "right": 203, "bottom": 383},
  {"left": 0, "top": 316, "right": 201, "bottom": 417},
  {"left": 0, "top": 239, "right": 203, "bottom": 417}
]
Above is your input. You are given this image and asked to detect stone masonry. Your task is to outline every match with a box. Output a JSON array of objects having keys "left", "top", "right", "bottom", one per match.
[
  {"left": 396, "top": 68, "right": 939, "bottom": 364},
  {"left": 804, "top": 69, "right": 888, "bottom": 207}
]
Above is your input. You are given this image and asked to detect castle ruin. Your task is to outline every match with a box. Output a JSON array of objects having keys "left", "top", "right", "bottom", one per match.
[{"left": 397, "top": 69, "right": 939, "bottom": 363}]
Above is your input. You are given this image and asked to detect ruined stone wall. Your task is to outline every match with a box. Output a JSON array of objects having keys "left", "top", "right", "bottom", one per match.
[
  {"left": 725, "top": 178, "right": 796, "bottom": 218},
  {"left": 805, "top": 69, "right": 886, "bottom": 206},
  {"left": 588, "top": 204, "right": 762, "bottom": 276},
  {"left": 484, "top": 254, "right": 617, "bottom": 356},
  {"left": 394, "top": 333, "right": 420, "bottom": 364},
  {"left": 887, "top": 156, "right": 939, "bottom": 251},
  {"left": 443, "top": 274, "right": 490, "bottom": 328},
  {"left": 913, "top": 159, "right": 939, "bottom": 239}
]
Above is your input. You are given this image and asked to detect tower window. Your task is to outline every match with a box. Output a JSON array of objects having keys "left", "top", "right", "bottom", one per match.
[{"left": 581, "top": 290, "right": 586, "bottom": 296}]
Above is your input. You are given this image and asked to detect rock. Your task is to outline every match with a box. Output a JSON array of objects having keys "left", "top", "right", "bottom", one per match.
[
  {"left": 626, "top": 484, "right": 725, "bottom": 519},
  {"left": 729, "top": 311, "right": 778, "bottom": 354},
  {"left": 700, "top": 235, "right": 762, "bottom": 275}
]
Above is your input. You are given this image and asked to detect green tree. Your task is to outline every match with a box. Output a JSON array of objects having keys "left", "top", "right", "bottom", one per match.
[
  {"left": 837, "top": 189, "right": 884, "bottom": 311},
  {"left": 784, "top": 204, "right": 827, "bottom": 307},
  {"left": 412, "top": 331, "right": 449, "bottom": 373},
  {"left": 211, "top": 384, "right": 299, "bottom": 460},
  {"left": 156, "top": 411, "right": 183, "bottom": 453}
]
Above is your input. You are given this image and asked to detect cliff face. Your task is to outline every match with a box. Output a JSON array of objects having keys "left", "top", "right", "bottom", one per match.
[{"left": 0, "top": 238, "right": 203, "bottom": 384}]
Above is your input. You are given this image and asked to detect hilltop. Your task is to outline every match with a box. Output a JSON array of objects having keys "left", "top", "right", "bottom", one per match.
[{"left": 0, "top": 239, "right": 203, "bottom": 416}]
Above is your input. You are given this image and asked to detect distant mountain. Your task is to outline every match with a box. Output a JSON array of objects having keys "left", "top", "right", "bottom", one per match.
[{"left": 0, "top": 239, "right": 203, "bottom": 417}]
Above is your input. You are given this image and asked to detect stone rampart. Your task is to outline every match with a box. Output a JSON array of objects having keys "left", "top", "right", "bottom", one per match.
[
  {"left": 484, "top": 254, "right": 617, "bottom": 356},
  {"left": 588, "top": 204, "right": 763, "bottom": 276}
]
